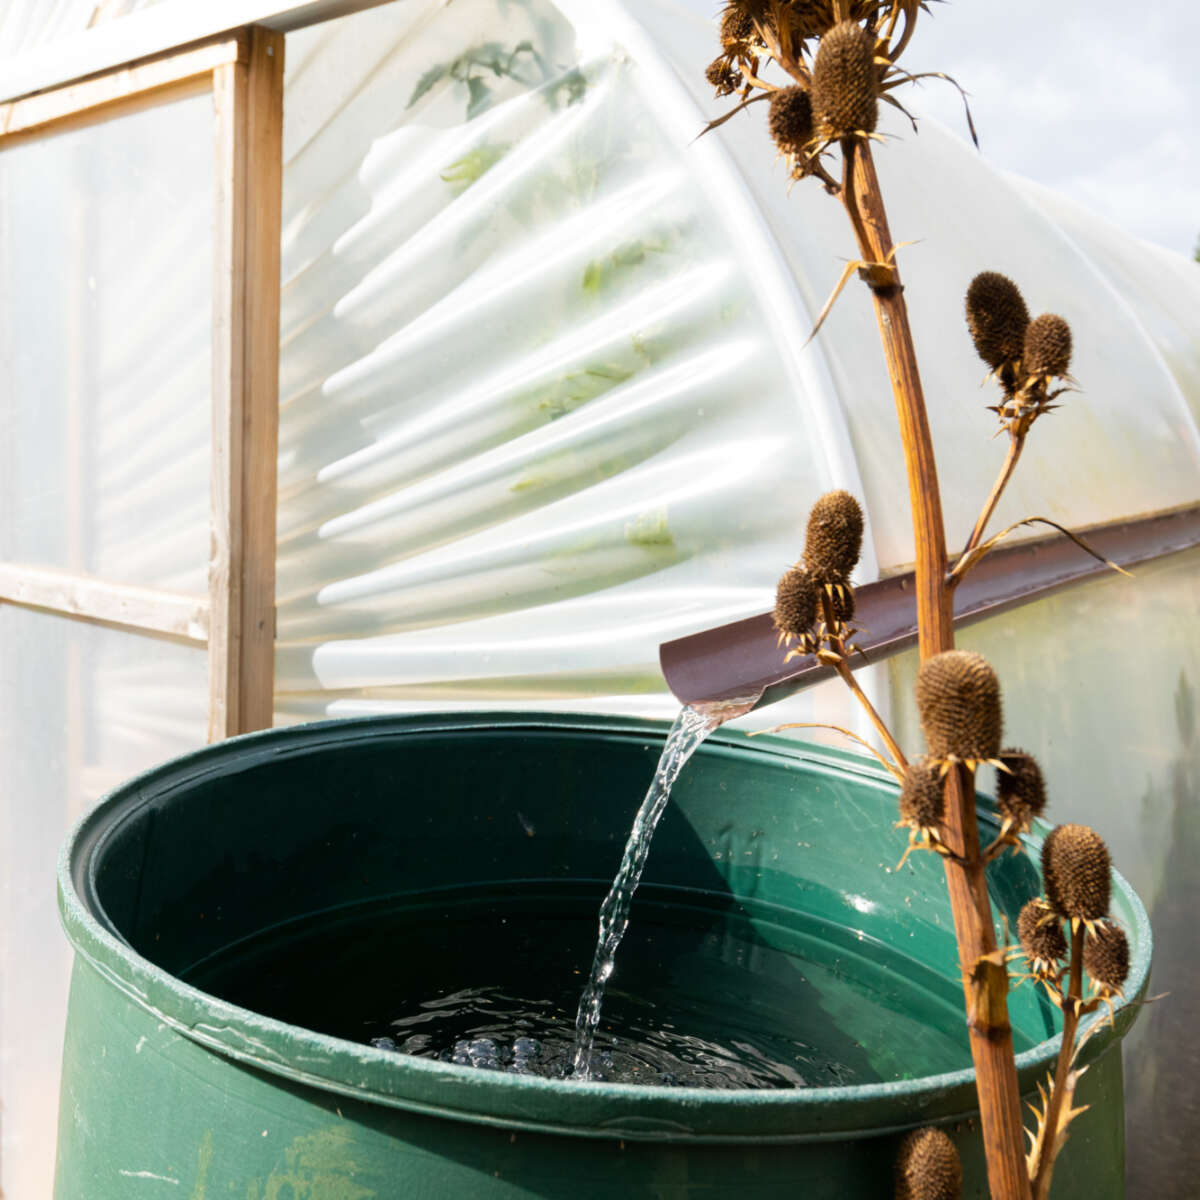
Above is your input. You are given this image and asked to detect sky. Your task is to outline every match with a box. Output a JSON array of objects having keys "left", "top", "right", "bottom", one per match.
[{"left": 677, "top": 0, "right": 1200, "bottom": 259}]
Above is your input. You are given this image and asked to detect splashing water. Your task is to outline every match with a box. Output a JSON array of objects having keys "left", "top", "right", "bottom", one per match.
[{"left": 571, "top": 705, "right": 720, "bottom": 1079}]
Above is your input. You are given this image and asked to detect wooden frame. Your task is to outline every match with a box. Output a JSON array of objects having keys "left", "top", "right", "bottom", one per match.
[
  {"left": 0, "top": 565, "right": 209, "bottom": 643},
  {"left": 209, "top": 27, "right": 284, "bottom": 739},
  {"left": 0, "top": 34, "right": 245, "bottom": 142},
  {"left": 0, "top": 26, "right": 285, "bottom": 742}
]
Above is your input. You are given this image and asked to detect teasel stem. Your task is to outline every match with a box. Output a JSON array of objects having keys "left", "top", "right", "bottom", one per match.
[
  {"left": 835, "top": 659, "right": 908, "bottom": 771},
  {"left": 954, "top": 430, "right": 1027, "bottom": 578},
  {"left": 819, "top": 591, "right": 908, "bottom": 772},
  {"left": 1033, "top": 925, "right": 1085, "bottom": 1200},
  {"left": 840, "top": 139, "right": 1033, "bottom": 1200}
]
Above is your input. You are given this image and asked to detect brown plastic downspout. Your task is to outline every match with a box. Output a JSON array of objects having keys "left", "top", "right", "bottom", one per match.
[{"left": 660, "top": 503, "right": 1200, "bottom": 715}]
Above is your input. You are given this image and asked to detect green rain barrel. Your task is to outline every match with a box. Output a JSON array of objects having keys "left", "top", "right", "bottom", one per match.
[{"left": 55, "top": 713, "right": 1149, "bottom": 1197}]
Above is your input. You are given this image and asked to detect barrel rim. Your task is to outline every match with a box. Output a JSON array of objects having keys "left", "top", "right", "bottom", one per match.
[{"left": 57, "top": 711, "right": 1151, "bottom": 1144}]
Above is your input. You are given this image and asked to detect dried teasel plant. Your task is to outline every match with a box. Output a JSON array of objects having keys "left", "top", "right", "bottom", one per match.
[
  {"left": 950, "top": 270, "right": 1126, "bottom": 582},
  {"left": 771, "top": 491, "right": 906, "bottom": 769},
  {"left": 713, "top": 5, "right": 1136, "bottom": 1197},
  {"left": 1015, "top": 822, "right": 1129, "bottom": 1199}
]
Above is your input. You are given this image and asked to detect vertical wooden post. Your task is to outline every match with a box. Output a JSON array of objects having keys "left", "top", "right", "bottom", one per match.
[{"left": 209, "top": 27, "right": 283, "bottom": 741}]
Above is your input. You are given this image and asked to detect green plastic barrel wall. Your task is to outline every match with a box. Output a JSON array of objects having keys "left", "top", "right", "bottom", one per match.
[{"left": 55, "top": 713, "right": 1149, "bottom": 1197}]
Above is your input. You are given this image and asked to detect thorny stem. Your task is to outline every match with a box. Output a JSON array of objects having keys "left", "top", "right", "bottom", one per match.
[
  {"left": 981, "top": 823, "right": 1020, "bottom": 863},
  {"left": 840, "top": 141, "right": 1032, "bottom": 1200},
  {"left": 1034, "top": 927, "right": 1086, "bottom": 1200},
  {"left": 840, "top": 142, "right": 874, "bottom": 263},
  {"left": 954, "top": 431, "right": 1027, "bottom": 577},
  {"left": 834, "top": 658, "right": 908, "bottom": 771},
  {"left": 753, "top": 721, "right": 904, "bottom": 781},
  {"left": 820, "top": 590, "right": 908, "bottom": 772}
]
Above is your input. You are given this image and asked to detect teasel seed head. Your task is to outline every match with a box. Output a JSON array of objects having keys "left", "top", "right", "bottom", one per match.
[
  {"left": 1023, "top": 313, "right": 1072, "bottom": 378},
  {"left": 787, "top": 0, "right": 836, "bottom": 40},
  {"left": 995, "top": 747, "right": 1047, "bottom": 830},
  {"left": 812, "top": 21, "right": 878, "bottom": 140},
  {"left": 769, "top": 86, "right": 815, "bottom": 157},
  {"left": 895, "top": 1127, "right": 962, "bottom": 1200},
  {"left": 803, "top": 490, "right": 864, "bottom": 585},
  {"left": 1018, "top": 898, "right": 1067, "bottom": 975},
  {"left": 773, "top": 565, "right": 819, "bottom": 640},
  {"left": 964, "top": 271, "right": 1030, "bottom": 371},
  {"left": 914, "top": 651, "right": 1003, "bottom": 764},
  {"left": 719, "top": 7, "right": 756, "bottom": 46},
  {"left": 828, "top": 581, "right": 856, "bottom": 624},
  {"left": 1041, "top": 823, "right": 1111, "bottom": 923},
  {"left": 899, "top": 756, "right": 944, "bottom": 832},
  {"left": 1084, "top": 919, "right": 1130, "bottom": 995},
  {"left": 705, "top": 57, "right": 744, "bottom": 98}
]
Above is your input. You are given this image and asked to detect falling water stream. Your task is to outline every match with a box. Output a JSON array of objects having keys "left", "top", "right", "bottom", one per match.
[{"left": 570, "top": 704, "right": 720, "bottom": 1079}]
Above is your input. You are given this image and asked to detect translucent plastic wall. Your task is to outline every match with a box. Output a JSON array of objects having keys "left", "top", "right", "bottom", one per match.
[
  {"left": 641, "top": 3, "right": 1200, "bottom": 571},
  {"left": 275, "top": 0, "right": 882, "bottom": 738},
  {"left": 0, "top": 92, "right": 212, "bottom": 1198},
  {"left": 0, "top": 95, "right": 213, "bottom": 590},
  {"left": 0, "top": 0, "right": 162, "bottom": 59}
]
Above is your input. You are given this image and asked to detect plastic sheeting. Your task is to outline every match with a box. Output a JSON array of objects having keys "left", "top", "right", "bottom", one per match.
[
  {"left": 274, "top": 0, "right": 880, "bottom": 735},
  {"left": 0, "top": 90, "right": 213, "bottom": 590},
  {"left": 0, "top": 89, "right": 213, "bottom": 1198},
  {"left": 0, "top": 0, "right": 160, "bottom": 61},
  {"left": 274, "top": 0, "right": 1200, "bottom": 730},
  {"left": 0, "top": 611, "right": 208, "bottom": 1200},
  {"left": 638, "top": 1, "right": 1200, "bottom": 570}
]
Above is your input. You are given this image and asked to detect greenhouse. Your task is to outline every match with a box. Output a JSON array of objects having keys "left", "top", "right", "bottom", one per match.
[{"left": 1, "top": 0, "right": 1197, "bottom": 1196}]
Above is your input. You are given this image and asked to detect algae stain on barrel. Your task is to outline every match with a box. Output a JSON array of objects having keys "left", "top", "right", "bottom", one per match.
[
  {"left": 248, "top": 1126, "right": 376, "bottom": 1199},
  {"left": 190, "top": 1130, "right": 212, "bottom": 1199}
]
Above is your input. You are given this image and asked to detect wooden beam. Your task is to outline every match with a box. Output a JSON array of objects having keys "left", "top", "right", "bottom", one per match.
[
  {"left": 0, "top": 34, "right": 246, "bottom": 141},
  {"left": 209, "top": 26, "right": 284, "bottom": 741},
  {"left": 0, "top": 564, "right": 209, "bottom": 643}
]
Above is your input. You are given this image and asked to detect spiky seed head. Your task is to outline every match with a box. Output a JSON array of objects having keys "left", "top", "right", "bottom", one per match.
[
  {"left": 705, "top": 58, "right": 743, "bottom": 97},
  {"left": 803, "top": 490, "right": 863, "bottom": 584},
  {"left": 769, "top": 86, "right": 815, "bottom": 157},
  {"left": 773, "top": 565, "right": 819, "bottom": 639},
  {"left": 899, "top": 757, "right": 944, "bottom": 830},
  {"left": 915, "top": 651, "right": 1003, "bottom": 762},
  {"left": 829, "top": 583, "right": 856, "bottom": 624},
  {"left": 995, "top": 747, "right": 1047, "bottom": 830},
  {"left": 787, "top": 0, "right": 836, "bottom": 40},
  {"left": 1041, "top": 823, "right": 1111, "bottom": 921},
  {"left": 964, "top": 272, "right": 1030, "bottom": 371},
  {"left": 1084, "top": 919, "right": 1130, "bottom": 994},
  {"left": 1017, "top": 899, "right": 1067, "bottom": 971},
  {"left": 1024, "top": 313, "right": 1072, "bottom": 378},
  {"left": 895, "top": 1127, "right": 962, "bottom": 1200},
  {"left": 812, "top": 21, "right": 878, "bottom": 140},
  {"left": 723, "top": 0, "right": 769, "bottom": 27},
  {"left": 719, "top": 7, "right": 756, "bottom": 45}
]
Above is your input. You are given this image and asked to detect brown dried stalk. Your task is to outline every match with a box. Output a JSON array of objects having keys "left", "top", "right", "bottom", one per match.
[
  {"left": 703, "top": 11, "right": 1049, "bottom": 1194},
  {"left": 750, "top": 721, "right": 904, "bottom": 780},
  {"left": 816, "top": 588, "right": 909, "bottom": 771},
  {"left": 1032, "top": 927, "right": 1087, "bottom": 1199},
  {"left": 838, "top": 136, "right": 1033, "bottom": 1200},
  {"left": 958, "top": 430, "right": 1026, "bottom": 563},
  {"left": 949, "top": 516, "right": 1132, "bottom": 588}
]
